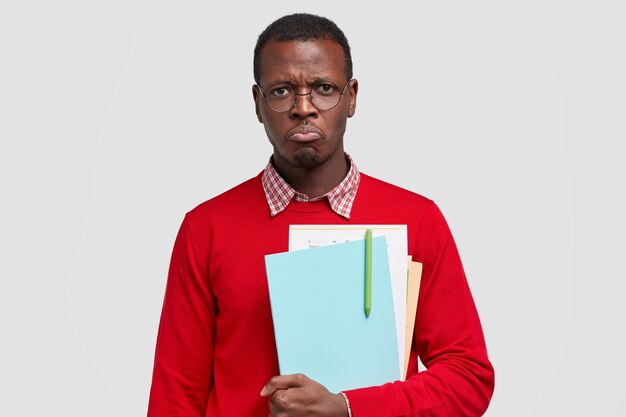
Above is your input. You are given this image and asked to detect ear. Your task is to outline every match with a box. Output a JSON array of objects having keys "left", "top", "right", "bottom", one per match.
[
  {"left": 252, "top": 85, "right": 263, "bottom": 123},
  {"left": 347, "top": 79, "right": 358, "bottom": 118}
]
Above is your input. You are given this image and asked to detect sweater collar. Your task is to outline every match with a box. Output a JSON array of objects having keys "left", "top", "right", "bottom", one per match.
[{"left": 261, "top": 153, "right": 360, "bottom": 219}]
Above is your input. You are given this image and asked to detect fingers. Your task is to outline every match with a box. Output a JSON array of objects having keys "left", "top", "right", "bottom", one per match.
[
  {"left": 266, "top": 379, "right": 306, "bottom": 416},
  {"left": 260, "top": 373, "right": 308, "bottom": 397},
  {"left": 269, "top": 388, "right": 290, "bottom": 408}
]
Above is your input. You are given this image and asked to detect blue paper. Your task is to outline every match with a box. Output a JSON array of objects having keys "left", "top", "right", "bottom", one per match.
[{"left": 265, "top": 236, "right": 399, "bottom": 393}]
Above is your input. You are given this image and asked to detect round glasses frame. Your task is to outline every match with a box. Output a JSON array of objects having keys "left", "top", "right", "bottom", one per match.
[{"left": 256, "top": 79, "right": 351, "bottom": 113}]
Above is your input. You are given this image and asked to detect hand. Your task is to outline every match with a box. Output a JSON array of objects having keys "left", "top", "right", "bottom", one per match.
[{"left": 260, "top": 373, "right": 348, "bottom": 417}]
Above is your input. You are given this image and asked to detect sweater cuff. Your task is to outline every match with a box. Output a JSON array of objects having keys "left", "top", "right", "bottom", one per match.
[{"left": 339, "top": 392, "right": 353, "bottom": 417}]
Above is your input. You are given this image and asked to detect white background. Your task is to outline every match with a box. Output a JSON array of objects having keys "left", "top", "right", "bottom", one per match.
[{"left": 1, "top": 1, "right": 624, "bottom": 415}]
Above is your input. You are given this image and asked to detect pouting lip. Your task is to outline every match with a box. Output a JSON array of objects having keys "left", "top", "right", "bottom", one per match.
[{"left": 286, "top": 125, "right": 324, "bottom": 142}]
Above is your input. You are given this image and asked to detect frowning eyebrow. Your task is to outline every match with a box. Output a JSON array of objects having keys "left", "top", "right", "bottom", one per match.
[{"left": 266, "top": 76, "right": 340, "bottom": 87}]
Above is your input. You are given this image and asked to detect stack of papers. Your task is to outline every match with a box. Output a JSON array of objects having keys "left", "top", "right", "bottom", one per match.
[{"left": 264, "top": 225, "right": 422, "bottom": 393}]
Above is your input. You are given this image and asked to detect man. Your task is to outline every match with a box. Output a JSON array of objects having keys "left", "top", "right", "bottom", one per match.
[{"left": 148, "top": 13, "right": 494, "bottom": 417}]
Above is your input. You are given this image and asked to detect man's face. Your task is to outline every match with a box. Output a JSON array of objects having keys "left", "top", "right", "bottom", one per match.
[{"left": 253, "top": 39, "right": 358, "bottom": 170}]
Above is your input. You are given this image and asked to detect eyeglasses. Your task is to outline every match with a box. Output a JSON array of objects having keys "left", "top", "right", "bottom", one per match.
[{"left": 256, "top": 79, "right": 351, "bottom": 112}]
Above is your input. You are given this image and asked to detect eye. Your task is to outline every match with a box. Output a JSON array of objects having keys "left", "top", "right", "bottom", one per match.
[
  {"left": 269, "top": 86, "right": 293, "bottom": 98},
  {"left": 315, "top": 83, "right": 339, "bottom": 96}
]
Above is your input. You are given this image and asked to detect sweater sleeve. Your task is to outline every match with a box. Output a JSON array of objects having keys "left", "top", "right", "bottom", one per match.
[
  {"left": 147, "top": 216, "right": 216, "bottom": 416},
  {"left": 343, "top": 202, "right": 495, "bottom": 416}
]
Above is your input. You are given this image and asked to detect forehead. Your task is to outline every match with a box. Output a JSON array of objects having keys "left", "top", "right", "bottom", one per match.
[{"left": 258, "top": 39, "right": 346, "bottom": 85}]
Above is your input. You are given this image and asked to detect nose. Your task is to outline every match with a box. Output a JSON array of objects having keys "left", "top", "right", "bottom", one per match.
[{"left": 290, "top": 92, "right": 318, "bottom": 119}]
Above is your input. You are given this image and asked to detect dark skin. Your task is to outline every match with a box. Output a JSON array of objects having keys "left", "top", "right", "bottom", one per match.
[
  {"left": 253, "top": 39, "right": 358, "bottom": 416},
  {"left": 253, "top": 39, "right": 358, "bottom": 198}
]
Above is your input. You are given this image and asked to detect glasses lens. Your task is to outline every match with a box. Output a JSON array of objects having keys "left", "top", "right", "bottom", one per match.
[
  {"left": 265, "top": 86, "right": 295, "bottom": 112},
  {"left": 310, "top": 83, "right": 342, "bottom": 110}
]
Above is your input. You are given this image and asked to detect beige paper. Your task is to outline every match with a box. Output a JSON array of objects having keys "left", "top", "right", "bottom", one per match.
[{"left": 402, "top": 258, "right": 423, "bottom": 380}]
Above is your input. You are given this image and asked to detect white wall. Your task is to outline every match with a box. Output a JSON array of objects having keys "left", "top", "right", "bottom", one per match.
[{"left": 1, "top": 1, "right": 624, "bottom": 415}]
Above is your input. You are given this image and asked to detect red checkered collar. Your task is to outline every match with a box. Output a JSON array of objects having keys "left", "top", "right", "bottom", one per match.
[{"left": 262, "top": 153, "right": 360, "bottom": 219}]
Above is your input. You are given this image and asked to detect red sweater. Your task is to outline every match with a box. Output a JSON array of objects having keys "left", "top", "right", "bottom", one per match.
[{"left": 147, "top": 173, "right": 494, "bottom": 416}]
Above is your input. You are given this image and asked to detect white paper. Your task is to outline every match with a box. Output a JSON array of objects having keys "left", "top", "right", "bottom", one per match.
[{"left": 289, "top": 224, "right": 408, "bottom": 377}]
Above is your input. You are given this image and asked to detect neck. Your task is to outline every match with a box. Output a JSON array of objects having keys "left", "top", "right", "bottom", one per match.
[{"left": 273, "top": 149, "right": 349, "bottom": 198}]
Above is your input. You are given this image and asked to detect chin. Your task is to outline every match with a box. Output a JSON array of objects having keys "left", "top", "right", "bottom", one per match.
[{"left": 292, "top": 147, "right": 326, "bottom": 168}]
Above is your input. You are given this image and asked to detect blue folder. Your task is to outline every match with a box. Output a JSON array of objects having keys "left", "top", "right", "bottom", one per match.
[{"left": 265, "top": 236, "right": 399, "bottom": 393}]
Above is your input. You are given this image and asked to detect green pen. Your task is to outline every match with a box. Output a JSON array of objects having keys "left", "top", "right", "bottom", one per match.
[{"left": 365, "top": 229, "right": 372, "bottom": 317}]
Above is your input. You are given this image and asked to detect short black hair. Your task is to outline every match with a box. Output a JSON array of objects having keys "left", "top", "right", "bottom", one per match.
[{"left": 253, "top": 13, "right": 353, "bottom": 85}]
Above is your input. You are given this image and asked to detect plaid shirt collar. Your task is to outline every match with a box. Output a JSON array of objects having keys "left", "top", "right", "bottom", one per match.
[{"left": 262, "top": 153, "right": 360, "bottom": 219}]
